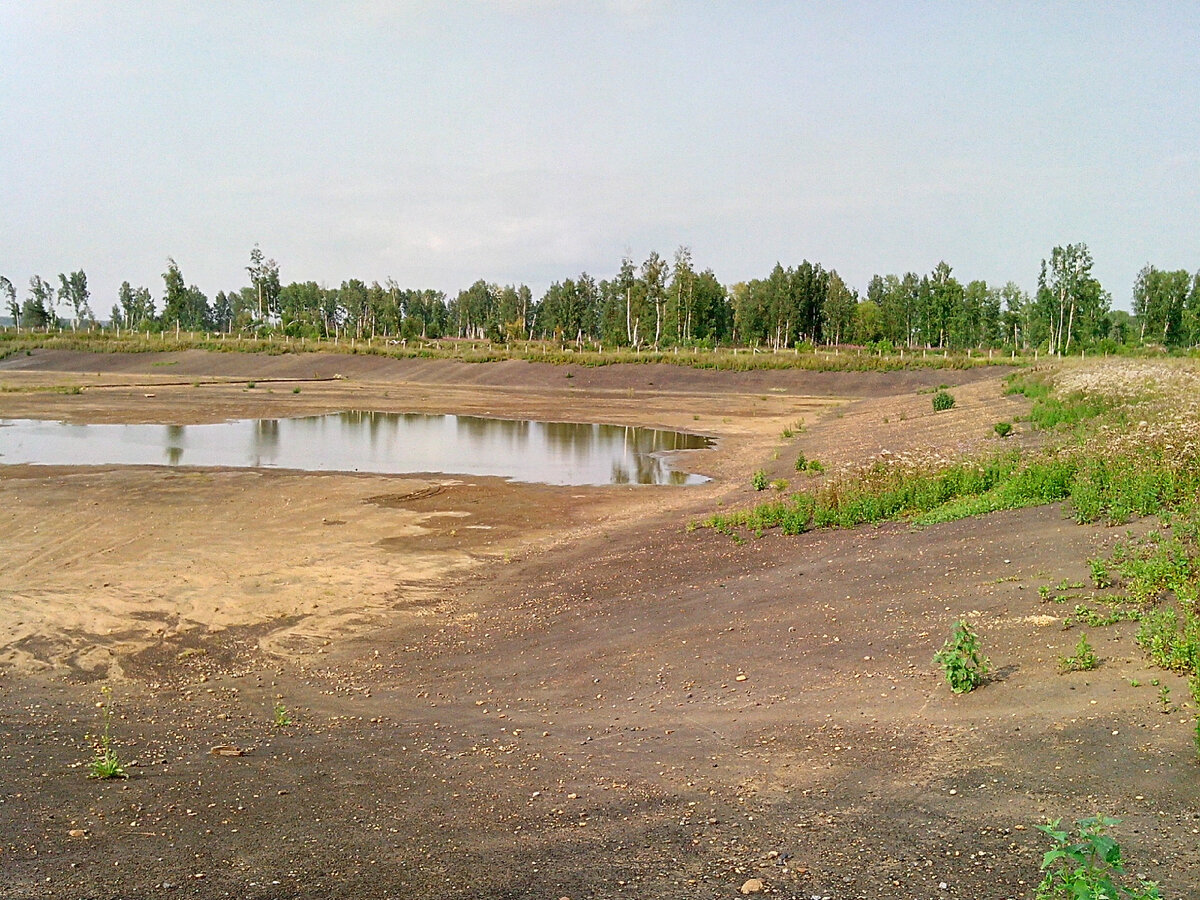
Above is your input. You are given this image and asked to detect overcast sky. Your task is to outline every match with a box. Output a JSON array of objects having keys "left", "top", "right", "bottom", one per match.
[{"left": 3, "top": 1, "right": 1198, "bottom": 313}]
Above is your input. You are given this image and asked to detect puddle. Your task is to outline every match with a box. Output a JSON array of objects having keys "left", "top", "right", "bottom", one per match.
[{"left": 0, "top": 411, "right": 713, "bottom": 486}]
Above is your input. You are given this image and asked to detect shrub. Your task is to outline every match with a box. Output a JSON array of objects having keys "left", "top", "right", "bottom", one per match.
[
  {"left": 933, "top": 620, "right": 990, "bottom": 693},
  {"left": 751, "top": 470, "right": 768, "bottom": 491},
  {"left": 1060, "top": 634, "right": 1099, "bottom": 672},
  {"left": 932, "top": 390, "right": 955, "bottom": 411},
  {"left": 994, "top": 421, "right": 1013, "bottom": 437},
  {"left": 1036, "top": 815, "right": 1161, "bottom": 900},
  {"left": 794, "top": 452, "right": 806, "bottom": 472}
]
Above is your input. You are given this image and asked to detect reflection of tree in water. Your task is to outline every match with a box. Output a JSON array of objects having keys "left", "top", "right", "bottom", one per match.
[
  {"left": 610, "top": 461, "right": 631, "bottom": 484},
  {"left": 255, "top": 419, "right": 280, "bottom": 448},
  {"left": 457, "top": 414, "right": 530, "bottom": 442},
  {"left": 543, "top": 421, "right": 598, "bottom": 456},
  {"left": 163, "top": 425, "right": 185, "bottom": 466}
]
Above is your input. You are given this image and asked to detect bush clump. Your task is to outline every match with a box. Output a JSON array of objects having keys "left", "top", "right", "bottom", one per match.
[
  {"left": 932, "top": 390, "right": 955, "bottom": 411},
  {"left": 933, "top": 620, "right": 990, "bottom": 693}
]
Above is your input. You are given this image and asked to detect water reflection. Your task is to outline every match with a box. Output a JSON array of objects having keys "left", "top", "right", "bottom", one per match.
[{"left": 0, "top": 412, "right": 712, "bottom": 486}]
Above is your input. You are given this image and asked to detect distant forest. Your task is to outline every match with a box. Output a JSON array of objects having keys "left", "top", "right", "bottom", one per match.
[{"left": 4, "top": 243, "right": 1199, "bottom": 354}]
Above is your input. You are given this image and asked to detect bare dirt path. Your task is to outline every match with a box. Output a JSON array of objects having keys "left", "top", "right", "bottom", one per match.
[{"left": 1, "top": 351, "right": 1194, "bottom": 899}]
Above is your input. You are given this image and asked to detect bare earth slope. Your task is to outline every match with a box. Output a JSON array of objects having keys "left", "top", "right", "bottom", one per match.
[{"left": 0, "top": 351, "right": 1195, "bottom": 899}]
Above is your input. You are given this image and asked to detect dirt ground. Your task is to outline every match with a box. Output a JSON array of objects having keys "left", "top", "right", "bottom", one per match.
[{"left": 0, "top": 350, "right": 1196, "bottom": 899}]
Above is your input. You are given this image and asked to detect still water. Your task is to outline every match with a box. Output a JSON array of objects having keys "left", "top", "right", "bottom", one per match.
[{"left": 0, "top": 411, "right": 713, "bottom": 486}]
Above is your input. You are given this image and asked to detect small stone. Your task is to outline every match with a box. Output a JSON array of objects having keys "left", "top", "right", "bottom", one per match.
[
  {"left": 68, "top": 829, "right": 87, "bottom": 838},
  {"left": 740, "top": 878, "right": 764, "bottom": 894},
  {"left": 735, "top": 673, "right": 748, "bottom": 682}
]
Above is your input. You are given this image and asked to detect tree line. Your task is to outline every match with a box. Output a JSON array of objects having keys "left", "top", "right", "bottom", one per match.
[{"left": 4, "top": 242, "right": 1200, "bottom": 352}]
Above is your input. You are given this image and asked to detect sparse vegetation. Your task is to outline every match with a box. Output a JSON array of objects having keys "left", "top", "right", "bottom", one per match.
[
  {"left": 933, "top": 620, "right": 990, "bottom": 693},
  {"left": 273, "top": 701, "right": 293, "bottom": 727},
  {"left": 932, "top": 389, "right": 955, "bottom": 411},
  {"left": 1036, "top": 815, "right": 1162, "bottom": 900},
  {"left": 1060, "top": 634, "right": 1099, "bottom": 672},
  {"left": 993, "top": 421, "right": 1013, "bottom": 437},
  {"left": 87, "top": 686, "right": 128, "bottom": 780},
  {"left": 751, "top": 470, "right": 768, "bottom": 491}
]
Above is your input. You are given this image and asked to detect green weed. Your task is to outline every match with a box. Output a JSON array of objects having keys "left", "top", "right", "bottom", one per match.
[
  {"left": 273, "top": 701, "right": 293, "bottom": 727},
  {"left": 932, "top": 389, "right": 955, "bottom": 411},
  {"left": 1089, "top": 557, "right": 1112, "bottom": 589},
  {"left": 87, "top": 686, "right": 128, "bottom": 780},
  {"left": 751, "top": 470, "right": 768, "bottom": 491},
  {"left": 1060, "top": 634, "right": 1099, "bottom": 672},
  {"left": 932, "top": 620, "right": 990, "bottom": 693},
  {"left": 1035, "top": 815, "right": 1161, "bottom": 900},
  {"left": 993, "top": 421, "right": 1013, "bottom": 437},
  {"left": 1158, "top": 684, "right": 1173, "bottom": 713}
]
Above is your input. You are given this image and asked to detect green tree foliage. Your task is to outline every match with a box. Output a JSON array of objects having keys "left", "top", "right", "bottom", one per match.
[
  {"left": 246, "top": 244, "right": 281, "bottom": 322},
  {"left": 0, "top": 275, "right": 17, "bottom": 326},
  {"left": 23, "top": 275, "right": 57, "bottom": 329},
  {"left": 115, "top": 281, "right": 155, "bottom": 329},
  {"left": 161, "top": 258, "right": 211, "bottom": 330},
  {"left": 1037, "top": 243, "right": 1110, "bottom": 355},
  {"left": 12, "top": 240, "right": 1200, "bottom": 355},
  {"left": 57, "top": 270, "right": 93, "bottom": 328},
  {"left": 1133, "top": 264, "right": 1191, "bottom": 346}
]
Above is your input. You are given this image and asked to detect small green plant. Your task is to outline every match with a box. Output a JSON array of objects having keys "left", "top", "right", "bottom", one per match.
[
  {"left": 1060, "top": 634, "right": 1099, "bottom": 672},
  {"left": 770, "top": 478, "right": 788, "bottom": 492},
  {"left": 1035, "top": 815, "right": 1161, "bottom": 900},
  {"left": 1089, "top": 557, "right": 1112, "bottom": 589},
  {"left": 1158, "top": 684, "right": 1172, "bottom": 713},
  {"left": 273, "top": 701, "right": 293, "bottom": 727},
  {"left": 292, "top": 386, "right": 301, "bottom": 394},
  {"left": 806, "top": 459, "right": 825, "bottom": 474},
  {"left": 993, "top": 421, "right": 1013, "bottom": 438},
  {"left": 794, "top": 452, "right": 807, "bottom": 472},
  {"left": 1039, "top": 584, "right": 1052, "bottom": 601},
  {"left": 932, "top": 390, "right": 955, "bottom": 412},
  {"left": 1129, "top": 678, "right": 1141, "bottom": 688},
  {"left": 933, "top": 620, "right": 990, "bottom": 693},
  {"left": 1193, "top": 715, "right": 1200, "bottom": 761},
  {"left": 87, "top": 686, "right": 128, "bottom": 780},
  {"left": 751, "top": 470, "right": 768, "bottom": 491},
  {"left": 246, "top": 381, "right": 256, "bottom": 388}
]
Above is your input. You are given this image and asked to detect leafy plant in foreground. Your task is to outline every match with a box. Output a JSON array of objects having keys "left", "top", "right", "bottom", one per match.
[
  {"left": 933, "top": 620, "right": 990, "bottom": 693},
  {"left": 87, "top": 686, "right": 128, "bottom": 780},
  {"left": 932, "top": 389, "right": 955, "bottom": 411},
  {"left": 1060, "top": 634, "right": 1100, "bottom": 672},
  {"left": 1036, "top": 815, "right": 1161, "bottom": 900}
]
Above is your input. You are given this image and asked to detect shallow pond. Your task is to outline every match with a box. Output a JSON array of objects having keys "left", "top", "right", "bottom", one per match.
[{"left": 0, "top": 411, "right": 713, "bottom": 485}]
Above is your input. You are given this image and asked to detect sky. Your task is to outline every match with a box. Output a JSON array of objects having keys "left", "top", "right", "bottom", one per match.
[{"left": 2, "top": 1, "right": 1198, "bottom": 314}]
